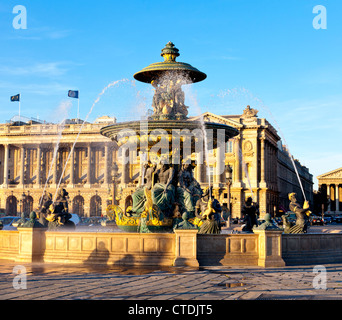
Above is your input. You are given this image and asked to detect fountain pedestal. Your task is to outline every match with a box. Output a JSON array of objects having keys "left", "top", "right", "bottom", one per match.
[
  {"left": 254, "top": 230, "right": 285, "bottom": 267},
  {"left": 16, "top": 228, "right": 47, "bottom": 263},
  {"left": 173, "top": 229, "right": 199, "bottom": 267}
]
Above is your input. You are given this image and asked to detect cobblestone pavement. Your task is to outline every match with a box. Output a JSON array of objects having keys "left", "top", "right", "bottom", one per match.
[{"left": 1, "top": 260, "right": 342, "bottom": 301}]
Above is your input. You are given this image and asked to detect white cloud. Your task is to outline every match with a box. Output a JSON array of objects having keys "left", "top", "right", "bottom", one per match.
[{"left": 0, "top": 62, "right": 68, "bottom": 77}]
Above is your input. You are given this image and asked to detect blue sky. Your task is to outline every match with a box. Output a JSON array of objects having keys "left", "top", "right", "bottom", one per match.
[{"left": 0, "top": 0, "right": 341, "bottom": 188}]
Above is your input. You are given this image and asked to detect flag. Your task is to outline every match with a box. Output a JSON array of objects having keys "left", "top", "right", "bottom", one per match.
[
  {"left": 68, "top": 90, "right": 79, "bottom": 99},
  {"left": 11, "top": 94, "right": 20, "bottom": 102}
]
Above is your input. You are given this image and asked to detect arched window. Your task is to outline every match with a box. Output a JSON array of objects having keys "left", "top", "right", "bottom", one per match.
[
  {"left": 90, "top": 195, "right": 102, "bottom": 217},
  {"left": 6, "top": 196, "right": 17, "bottom": 216},
  {"left": 72, "top": 195, "right": 85, "bottom": 217},
  {"left": 24, "top": 196, "right": 34, "bottom": 215}
]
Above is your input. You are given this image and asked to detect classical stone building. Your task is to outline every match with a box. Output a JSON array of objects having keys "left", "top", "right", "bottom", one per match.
[
  {"left": 192, "top": 107, "right": 313, "bottom": 217},
  {"left": 0, "top": 106, "right": 313, "bottom": 218},
  {"left": 0, "top": 117, "right": 118, "bottom": 217},
  {"left": 317, "top": 168, "right": 342, "bottom": 214},
  {"left": 277, "top": 144, "right": 313, "bottom": 211}
]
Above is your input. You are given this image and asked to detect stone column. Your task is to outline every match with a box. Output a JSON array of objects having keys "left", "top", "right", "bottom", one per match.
[
  {"left": 53, "top": 146, "right": 58, "bottom": 186},
  {"left": 215, "top": 137, "right": 225, "bottom": 184},
  {"left": 3, "top": 144, "right": 9, "bottom": 186},
  {"left": 121, "top": 147, "right": 129, "bottom": 185},
  {"left": 20, "top": 146, "right": 25, "bottom": 186},
  {"left": 234, "top": 138, "right": 241, "bottom": 187},
  {"left": 104, "top": 144, "right": 109, "bottom": 184},
  {"left": 87, "top": 144, "right": 92, "bottom": 185},
  {"left": 327, "top": 184, "right": 331, "bottom": 212},
  {"left": 260, "top": 138, "right": 266, "bottom": 187},
  {"left": 336, "top": 184, "right": 340, "bottom": 212},
  {"left": 36, "top": 145, "right": 41, "bottom": 187},
  {"left": 70, "top": 145, "right": 75, "bottom": 186}
]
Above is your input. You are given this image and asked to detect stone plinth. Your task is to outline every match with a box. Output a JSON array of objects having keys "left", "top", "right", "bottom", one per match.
[
  {"left": 173, "top": 229, "right": 199, "bottom": 267},
  {"left": 254, "top": 230, "right": 285, "bottom": 268},
  {"left": 198, "top": 234, "right": 259, "bottom": 266},
  {"left": 16, "top": 228, "right": 47, "bottom": 263}
]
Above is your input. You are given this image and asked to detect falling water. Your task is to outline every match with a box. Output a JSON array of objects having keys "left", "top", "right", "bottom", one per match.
[
  {"left": 39, "top": 101, "right": 72, "bottom": 207},
  {"left": 199, "top": 115, "right": 212, "bottom": 198},
  {"left": 140, "top": 152, "right": 148, "bottom": 186},
  {"left": 181, "top": 78, "right": 212, "bottom": 199},
  {"left": 244, "top": 92, "right": 307, "bottom": 202},
  {"left": 217, "top": 87, "right": 307, "bottom": 201},
  {"left": 53, "top": 79, "right": 131, "bottom": 202}
]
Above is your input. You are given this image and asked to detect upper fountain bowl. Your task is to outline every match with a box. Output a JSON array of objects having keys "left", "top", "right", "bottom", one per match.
[{"left": 133, "top": 42, "right": 207, "bottom": 84}]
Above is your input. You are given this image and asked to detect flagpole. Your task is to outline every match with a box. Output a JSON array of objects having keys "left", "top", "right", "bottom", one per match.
[
  {"left": 77, "top": 90, "right": 80, "bottom": 121},
  {"left": 19, "top": 92, "right": 21, "bottom": 124}
]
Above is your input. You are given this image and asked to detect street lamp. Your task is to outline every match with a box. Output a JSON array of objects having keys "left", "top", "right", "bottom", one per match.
[
  {"left": 111, "top": 163, "right": 119, "bottom": 206},
  {"left": 20, "top": 192, "right": 26, "bottom": 217}
]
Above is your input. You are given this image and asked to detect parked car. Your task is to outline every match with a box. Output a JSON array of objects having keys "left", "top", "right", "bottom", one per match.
[
  {"left": 101, "top": 217, "right": 116, "bottom": 227},
  {"left": 332, "top": 215, "right": 342, "bottom": 223},
  {"left": 0, "top": 216, "right": 21, "bottom": 230},
  {"left": 311, "top": 215, "right": 324, "bottom": 226},
  {"left": 79, "top": 217, "right": 103, "bottom": 227},
  {"left": 274, "top": 217, "right": 283, "bottom": 226},
  {"left": 12, "top": 217, "right": 29, "bottom": 228},
  {"left": 283, "top": 213, "right": 297, "bottom": 225},
  {"left": 323, "top": 215, "right": 332, "bottom": 224},
  {"left": 69, "top": 214, "right": 80, "bottom": 226},
  {"left": 257, "top": 216, "right": 280, "bottom": 228}
]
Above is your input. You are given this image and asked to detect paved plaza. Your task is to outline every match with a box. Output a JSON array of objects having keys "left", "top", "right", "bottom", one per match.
[
  {"left": 1, "top": 226, "right": 342, "bottom": 303},
  {"left": 1, "top": 259, "right": 342, "bottom": 301}
]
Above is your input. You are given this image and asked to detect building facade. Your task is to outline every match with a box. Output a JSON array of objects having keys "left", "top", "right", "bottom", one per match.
[
  {"left": 317, "top": 167, "right": 342, "bottom": 214},
  {"left": 0, "top": 107, "right": 313, "bottom": 218},
  {"left": 0, "top": 117, "right": 118, "bottom": 217},
  {"left": 193, "top": 107, "right": 313, "bottom": 217}
]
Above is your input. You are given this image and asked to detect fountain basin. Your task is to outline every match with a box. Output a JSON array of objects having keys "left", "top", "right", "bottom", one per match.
[{"left": 100, "top": 120, "right": 239, "bottom": 150}]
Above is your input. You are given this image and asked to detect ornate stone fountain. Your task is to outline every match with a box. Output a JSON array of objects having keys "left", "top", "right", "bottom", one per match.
[{"left": 101, "top": 42, "right": 239, "bottom": 233}]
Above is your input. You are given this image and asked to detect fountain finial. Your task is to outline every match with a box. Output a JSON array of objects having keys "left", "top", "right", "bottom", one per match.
[{"left": 161, "top": 42, "right": 180, "bottom": 62}]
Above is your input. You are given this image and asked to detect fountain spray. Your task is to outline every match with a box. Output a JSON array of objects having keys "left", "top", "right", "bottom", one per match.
[
  {"left": 217, "top": 87, "right": 307, "bottom": 202},
  {"left": 39, "top": 101, "right": 72, "bottom": 208},
  {"left": 182, "top": 82, "right": 212, "bottom": 199},
  {"left": 251, "top": 95, "right": 307, "bottom": 202},
  {"left": 53, "top": 79, "right": 131, "bottom": 202}
]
